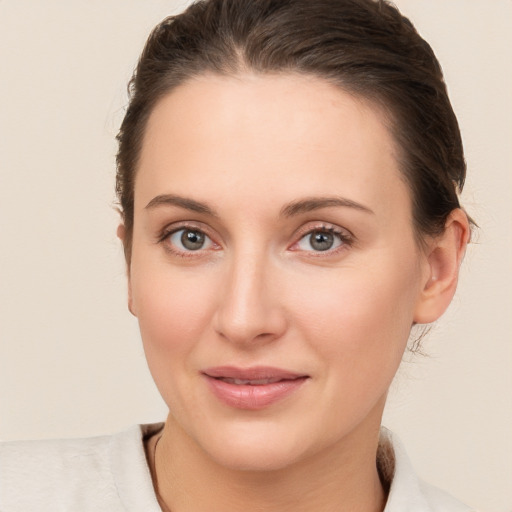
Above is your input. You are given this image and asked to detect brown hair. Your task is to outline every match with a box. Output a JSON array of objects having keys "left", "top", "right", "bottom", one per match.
[{"left": 116, "top": 0, "right": 468, "bottom": 262}]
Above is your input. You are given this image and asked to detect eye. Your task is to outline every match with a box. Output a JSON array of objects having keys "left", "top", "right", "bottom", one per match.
[
  {"left": 167, "top": 228, "right": 215, "bottom": 252},
  {"left": 294, "top": 227, "right": 350, "bottom": 253}
]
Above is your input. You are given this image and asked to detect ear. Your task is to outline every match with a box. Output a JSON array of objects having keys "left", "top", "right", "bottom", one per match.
[
  {"left": 413, "top": 209, "right": 470, "bottom": 324},
  {"left": 117, "top": 223, "right": 137, "bottom": 317}
]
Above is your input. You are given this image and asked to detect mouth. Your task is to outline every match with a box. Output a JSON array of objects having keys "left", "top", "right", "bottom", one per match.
[
  {"left": 215, "top": 377, "right": 288, "bottom": 385},
  {"left": 202, "top": 366, "right": 309, "bottom": 410}
]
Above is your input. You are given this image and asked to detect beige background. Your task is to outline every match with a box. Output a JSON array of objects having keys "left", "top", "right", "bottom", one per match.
[{"left": 0, "top": 1, "right": 511, "bottom": 510}]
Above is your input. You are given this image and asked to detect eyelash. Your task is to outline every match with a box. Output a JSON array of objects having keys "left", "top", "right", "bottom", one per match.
[
  {"left": 291, "top": 223, "right": 354, "bottom": 255},
  {"left": 157, "top": 223, "right": 220, "bottom": 258},
  {"left": 157, "top": 222, "right": 354, "bottom": 258}
]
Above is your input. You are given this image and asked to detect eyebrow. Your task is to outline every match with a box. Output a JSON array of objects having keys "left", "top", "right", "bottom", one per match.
[
  {"left": 145, "top": 194, "right": 218, "bottom": 217},
  {"left": 280, "top": 196, "right": 374, "bottom": 217},
  {"left": 145, "top": 193, "right": 374, "bottom": 217}
]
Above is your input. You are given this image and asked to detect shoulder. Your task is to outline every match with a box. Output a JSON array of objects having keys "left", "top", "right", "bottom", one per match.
[
  {"left": 0, "top": 430, "right": 122, "bottom": 511},
  {"left": 380, "top": 428, "right": 477, "bottom": 512},
  {"left": 1, "top": 430, "right": 114, "bottom": 479},
  {"left": 0, "top": 423, "right": 163, "bottom": 512}
]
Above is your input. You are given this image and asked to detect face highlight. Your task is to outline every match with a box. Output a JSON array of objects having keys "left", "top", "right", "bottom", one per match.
[{"left": 127, "top": 74, "right": 432, "bottom": 471}]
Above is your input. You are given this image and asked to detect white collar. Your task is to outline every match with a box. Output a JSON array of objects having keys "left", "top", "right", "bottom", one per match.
[
  {"left": 108, "top": 424, "right": 472, "bottom": 512},
  {"left": 379, "top": 427, "right": 473, "bottom": 511}
]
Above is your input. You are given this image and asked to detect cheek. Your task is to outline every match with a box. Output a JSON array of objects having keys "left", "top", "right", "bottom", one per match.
[
  {"left": 289, "top": 259, "right": 420, "bottom": 370},
  {"left": 130, "top": 263, "right": 219, "bottom": 390},
  {"left": 258, "top": 258, "right": 423, "bottom": 445},
  {"left": 137, "top": 282, "right": 213, "bottom": 343}
]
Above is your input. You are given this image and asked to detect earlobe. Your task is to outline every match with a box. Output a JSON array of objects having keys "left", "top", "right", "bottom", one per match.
[
  {"left": 117, "top": 223, "right": 137, "bottom": 317},
  {"left": 127, "top": 288, "right": 137, "bottom": 317},
  {"left": 116, "top": 223, "right": 126, "bottom": 244},
  {"left": 413, "top": 209, "right": 470, "bottom": 324}
]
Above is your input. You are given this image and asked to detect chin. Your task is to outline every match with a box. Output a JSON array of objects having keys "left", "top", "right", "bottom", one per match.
[
  {"left": 189, "top": 419, "right": 317, "bottom": 472},
  {"left": 207, "top": 440, "right": 305, "bottom": 472}
]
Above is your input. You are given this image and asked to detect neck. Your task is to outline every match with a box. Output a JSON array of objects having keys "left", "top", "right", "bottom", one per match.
[{"left": 150, "top": 411, "right": 386, "bottom": 512}]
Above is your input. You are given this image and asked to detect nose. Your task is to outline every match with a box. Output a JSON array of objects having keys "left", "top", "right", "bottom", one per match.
[{"left": 212, "top": 250, "right": 288, "bottom": 347}]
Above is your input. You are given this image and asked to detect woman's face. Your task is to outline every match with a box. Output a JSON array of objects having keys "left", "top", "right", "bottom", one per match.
[{"left": 128, "top": 74, "right": 432, "bottom": 470}]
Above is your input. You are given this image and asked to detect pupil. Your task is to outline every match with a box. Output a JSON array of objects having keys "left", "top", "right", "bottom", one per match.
[
  {"left": 181, "top": 230, "right": 205, "bottom": 250},
  {"left": 311, "top": 231, "right": 333, "bottom": 251}
]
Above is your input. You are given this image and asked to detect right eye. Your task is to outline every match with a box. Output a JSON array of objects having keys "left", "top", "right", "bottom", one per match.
[
  {"left": 296, "top": 229, "right": 343, "bottom": 252},
  {"left": 166, "top": 228, "right": 215, "bottom": 253}
]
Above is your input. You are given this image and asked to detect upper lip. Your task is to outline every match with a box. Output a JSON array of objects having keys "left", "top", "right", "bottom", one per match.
[{"left": 202, "top": 366, "right": 308, "bottom": 382}]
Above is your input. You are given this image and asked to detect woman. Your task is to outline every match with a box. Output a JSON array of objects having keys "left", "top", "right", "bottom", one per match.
[{"left": 1, "top": 0, "right": 476, "bottom": 510}]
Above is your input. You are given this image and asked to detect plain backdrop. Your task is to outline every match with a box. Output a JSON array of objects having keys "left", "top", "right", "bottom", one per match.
[{"left": 0, "top": 1, "right": 511, "bottom": 511}]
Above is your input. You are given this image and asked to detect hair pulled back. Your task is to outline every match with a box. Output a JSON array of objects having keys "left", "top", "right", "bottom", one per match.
[{"left": 116, "top": 0, "right": 467, "bottom": 262}]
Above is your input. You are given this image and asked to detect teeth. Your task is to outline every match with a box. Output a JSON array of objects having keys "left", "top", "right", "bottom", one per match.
[{"left": 220, "top": 377, "right": 281, "bottom": 385}]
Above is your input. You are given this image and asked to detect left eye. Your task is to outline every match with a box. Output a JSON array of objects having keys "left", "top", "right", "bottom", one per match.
[
  {"left": 296, "top": 229, "right": 344, "bottom": 252},
  {"left": 168, "top": 228, "right": 214, "bottom": 251}
]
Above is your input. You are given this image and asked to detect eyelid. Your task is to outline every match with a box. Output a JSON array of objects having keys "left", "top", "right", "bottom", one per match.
[
  {"left": 293, "top": 221, "right": 353, "bottom": 239},
  {"left": 289, "top": 221, "right": 354, "bottom": 253},
  {"left": 156, "top": 220, "right": 354, "bottom": 257},
  {"left": 158, "top": 220, "right": 214, "bottom": 241},
  {"left": 157, "top": 221, "right": 222, "bottom": 256}
]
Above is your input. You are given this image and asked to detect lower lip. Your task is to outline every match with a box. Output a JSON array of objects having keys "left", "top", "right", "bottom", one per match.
[{"left": 204, "top": 375, "right": 308, "bottom": 410}]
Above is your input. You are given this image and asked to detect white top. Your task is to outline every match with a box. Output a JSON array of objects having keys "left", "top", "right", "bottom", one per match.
[{"left": 0, "top": 423, "right": 475, "bottom": 511}]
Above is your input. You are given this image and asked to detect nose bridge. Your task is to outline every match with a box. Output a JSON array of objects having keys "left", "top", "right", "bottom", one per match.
[{"left": 213, "top": 244, "right": 286, "bottom": 345}]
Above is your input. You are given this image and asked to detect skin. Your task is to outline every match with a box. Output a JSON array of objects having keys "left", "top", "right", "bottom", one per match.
[{"left": 119, "top": 73, "right": 469, "bottom": 512}]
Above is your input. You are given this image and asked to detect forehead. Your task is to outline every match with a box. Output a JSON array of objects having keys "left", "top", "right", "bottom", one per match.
[{"left": 136, "top": 73, "right": 411, "bottom": 223}]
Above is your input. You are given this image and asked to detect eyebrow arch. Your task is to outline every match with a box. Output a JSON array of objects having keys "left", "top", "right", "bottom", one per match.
[
  {"left": 280, "top": 196, "right": 374, "bottom": 217},
  {"left": 145, "top": 194, "right": 373, "bottom": 218},
  {"left": 145, "top": 194, "right": 218, "bottom": 217}
]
